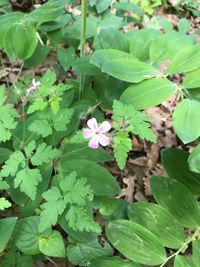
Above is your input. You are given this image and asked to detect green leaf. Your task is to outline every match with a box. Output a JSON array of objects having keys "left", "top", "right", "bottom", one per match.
[
  {"left": 150, "top": 176, "right": 200, "bottom": 228},
  {"left": 4, "top": 23, "right": 38, "bottom": 60},
  {"left": 14, "top": 168, "right": 42, "bottom": 200},
  {"left": 129, "top": 29, "right": 161, "bottom": 61},
  {"left": 28, "top": 119, "right": 52, "bottom": 137},
  {"left": 162, "top": 148, "right": 200, "bottom": 195},
  {"left": 167, "top": 45, "right": 200, "bottom": 74},
  {"left": 61, "top": 143, "right": 112, "bottom": 162},
  {"left": 39, "top": 186, "right": 66, "bottom": 232},
  {"left": 52, "top": 108, "right": 74, "bottom": 132},
  {"left": 14, "top": 216, "right": 40, "bottom": 255},
  {"left": 128, "top": 202, "right": 185, "bottom": 249},
  {"left": 24, "top": 44, "right": 51, "bottom": 67},
  {"left": 59, "top": 159, "right": 120, "bottom": 196},
  {"left": 67, "top": 238, "right": 113, "bottom": 266},
  {"left": 188, "top": 144, "right": 200, "bottom": 174},
  {"left": 97, "top": 27, "right": 128, "bottom": 51},
  {"left": 112, "top": 100, "right": 156, "bottom": 142},
  {"left": 66, "top": 205, "right": 101, "bottom": 233},
  {"left": 73, "top": 56, "right": 101, "bottom": 75},
  {"left": 89, "top": 257, "right": 141, "bottom": 267},
  {"left": 120, "top": 78, "right": 176, "bottom": 110},
  {"left": 31, "top": 143, "right": 61, "bottom": 166},
  {"left": 106, "top": 220, "right": 166, "bottom": 265},
  {"left": 60, "top": 172, "right": 93, "bottom": 206},
  {"left": 150, "top": 32, "right": 193, "bottom": 63},
  {"left": 173, "top": 99, "right": 200, "bottom": 143},
  {"left": 193, "top": 240, "right": 200, "bottom": 267},
  {"left": 0, "top": 85, "right": 19, "bottom": 142},
  {"left": 0, "top": 147, "right": 12, "bottom": 164},
  {"left": 178, "top": 19, "right": 191, "bottom": 33},
  {"left": 174, "top": 255, "right": 196, "bottom": 267},
  {"left": 27, "top": 1, "right": 65, "bottom": 25},
  {"left": 27, "top": 97, "right": 47, "bottom": 114},
  {"left": 39, "top": 230, "right": 65, "bottom": 257},
  {"left": 91, "top": 49, "right": 159, "bottom": 83},
  {"left": 93, "top": 0, "right": 112, "bottom": 13},
  {"left": 0, "top": 217, "right": 17, "bottom": 252},
  {"left": 1, "top": 151, "right": 25, "bottom": 177},
  {"left": 0, "top": 197, "right": 11, "bottom": 210},
  {"left": 113, "top": 133, "right": 132, "bottom": 170},
  {"left": 57, "top": 46, "right": 75, "bottom": 71},
  {"left": 183, "top": 69, "right": 200, "bottom": 89}
]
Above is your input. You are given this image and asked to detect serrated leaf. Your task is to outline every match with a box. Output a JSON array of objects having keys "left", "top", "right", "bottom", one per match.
[
  {"left": 52, "top": 108, "right": 74, "bottom": 131},
  {"left": 1, "top": 151, "right": 25, "bottom": 177},
  {"left": 0, "top": 85, "right": 19, "bottom": 142},
  {"left": 14, "top": 168, "right": 42, "bottom": 200},
  {"left": 39, "top": 230, "right": 65, "bottom": 257},
  {"left": 66, "top": 205, "right": 101, "bottom": 233},
  {"left": 113, "top": 133, "right": 132, "bottom": 170},
  {"left": 39, "top": 186, "right": 66, "bottom": 232},
  {"left": 31, "top": 143, "right": 61, "bottom": 166},
  {"left": 60, "top": 172, "right": 93, "bottom": 205},
  {"left": 28, "top": 119, "right": 52, "bottom": 137},
  {"left": 0, "top": 197, "right": 11, "bottom": 210},
  {"left": 27, "top": 97, "right": 47, "bottom": 114},
  {"left": 49, "top": 95, "right": 61, "bottom": 115},
  {"left": 112, "top": 100, "right": 156, "bottom": 142}
]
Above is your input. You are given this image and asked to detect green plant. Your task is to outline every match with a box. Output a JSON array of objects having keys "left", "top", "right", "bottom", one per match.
[{"left": 0, "top": 0, "right": 200, "bottom": 266}]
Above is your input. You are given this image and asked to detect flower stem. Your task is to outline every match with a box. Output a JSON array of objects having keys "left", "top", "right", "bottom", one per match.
[
  {"left": 160, "top": 227, "right": 200, "bottom": 267},
  {"left": 79, "top": 0, "right": 87, "bottom": 99}
]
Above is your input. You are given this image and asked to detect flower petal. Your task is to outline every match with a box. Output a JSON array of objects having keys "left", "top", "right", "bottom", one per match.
[
  {"left": 87, "top": 118, "right": 98, "bottom": 131},
  {"left": 88, "top": 135, "right": 99, "bottom": 149},
  {"left": 98, "top": 134, "right": 110, "bottom": 147},
  {"left": 83, "top": 129, "right": 94, "bottom": 139},
  {"left": 98, "top": 121, "right": 111, "bottom": 133}
]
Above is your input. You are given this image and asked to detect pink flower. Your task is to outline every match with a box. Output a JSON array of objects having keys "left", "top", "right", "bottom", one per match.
[
  {"left": 26, "top": 78, "right": 41, "bottom": 94},
  {"left": 83, "top": 118, "right": 111, "bottom": 149}
]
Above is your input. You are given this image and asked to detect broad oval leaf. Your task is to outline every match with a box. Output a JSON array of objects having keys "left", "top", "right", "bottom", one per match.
[
  {"left": 106, "top": 219, "right": 166, "bottom": 265},
  {"left": 4, "top": 22, "right": 38, "bottom": 60},
  {"left": 188, "top": 144, "right": 200, "bottom": 174},
  {"left": 150, "top": 32, "right": 194, "bottom": 63},
  {"left": 150, "top": 176, "right": 200, "bottom": 228},
  {"left": 59, "top": 159, "right": 120, "bottom": 196},
  {"left": 61, "top": 143, "right": 112, "bottom": 162},
  {"left": 91, "top": 49, "right": 159, "bottom": 83},
  {"left": 173, "top": 99, "right": 200, "bottom": 144},
  {"left": 183, "top": 69, "right": 200, "bottom": 89},
  {"left": 39, "top": 230, "right": 65, "bottom": 257},
  {"left": 120, "top": 78, "right": 176, "bottom": 110},
  {"left": 174, "top": 255, "right": 196, "bottom": 267},
  {"left": 167, "top": 45, "right": 200, "bottom": 74},
  {"left": 13, "top": 216, "right": 40, "bottom": 255},
  {"left": 66, "top": 238, "right": 113, "bottom": 266},
  {"left": 193, "top": 240, "right": 200, "bottom": 267},
  {"left": 128, "top": 202, "right": 185, "bottom": 249},
  {"left": 129, "top": 28, "right": 161, "bottom": 62},
  {"left": 89, "top": 256, "right": 141, "bottom": 267},
  {"left": 162, "top": 148, "right": 200, "bottom": 195},
  {"left": 0, "top": 217, "right": 17, "bottom": 252}
]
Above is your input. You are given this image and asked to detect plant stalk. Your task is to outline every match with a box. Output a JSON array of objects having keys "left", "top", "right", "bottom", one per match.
[{"left": 79, "top": 0, "right": 87, "bottom": 99}]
